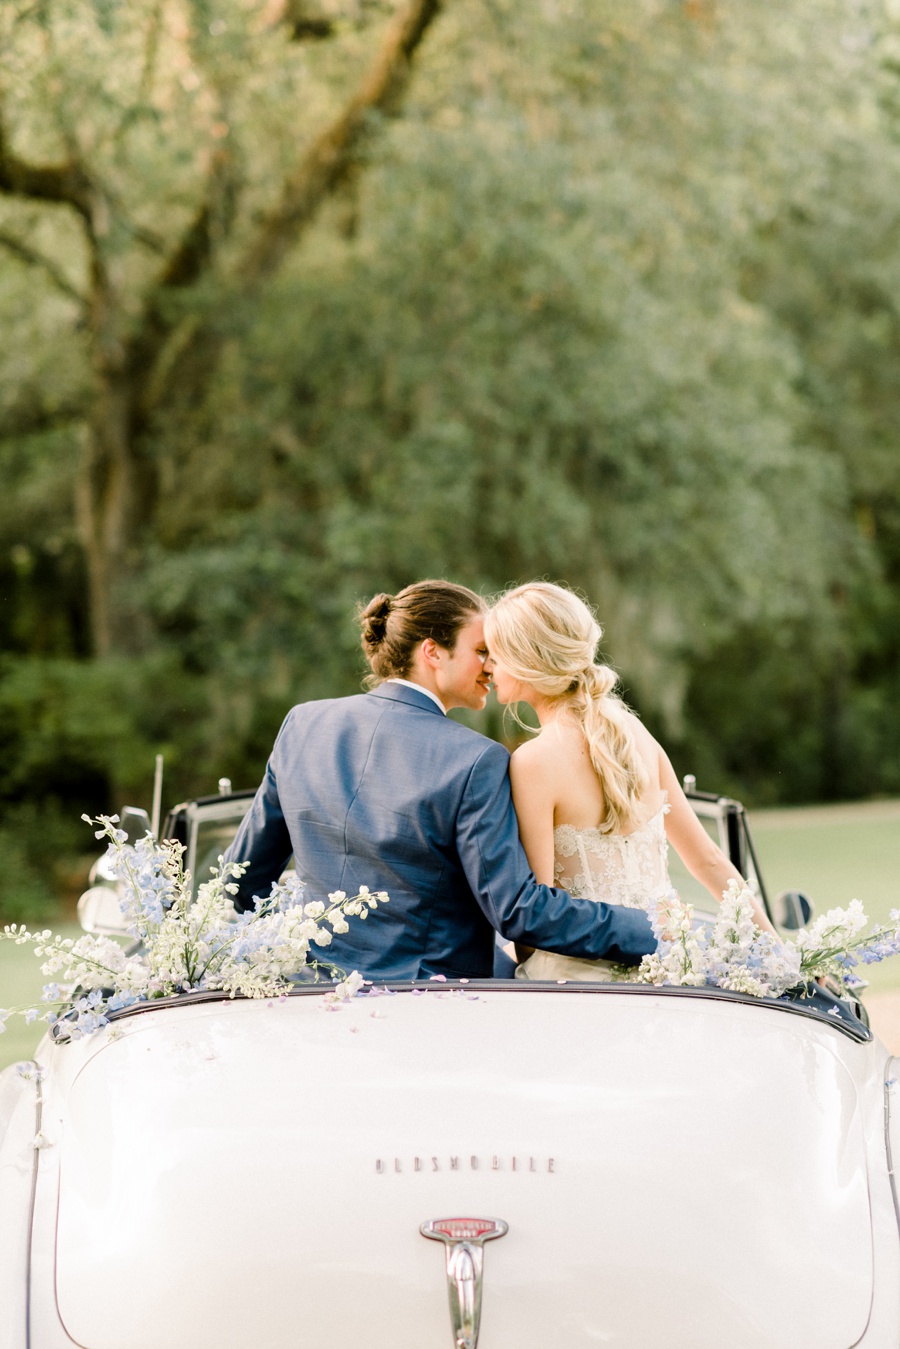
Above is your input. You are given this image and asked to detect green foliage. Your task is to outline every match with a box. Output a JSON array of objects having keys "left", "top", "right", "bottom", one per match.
[
  {"left": 3, "top": 0, "right": 900, "bottom": 919},
  {"left": 0, "top": 803, "right": 74, "bottom": 924}
]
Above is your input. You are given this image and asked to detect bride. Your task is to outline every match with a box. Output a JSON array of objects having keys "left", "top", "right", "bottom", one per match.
[{"left": 484, "top": 582, "right": 776, "bottom": 981}]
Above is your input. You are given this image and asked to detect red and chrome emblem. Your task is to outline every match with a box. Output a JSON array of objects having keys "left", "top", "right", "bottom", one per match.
[{"left": 421, "top": 1216, "right": 508, "bottom": 1349}]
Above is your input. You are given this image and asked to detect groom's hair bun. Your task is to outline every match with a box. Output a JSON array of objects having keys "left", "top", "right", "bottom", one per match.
[
  {"left": 360, "top": 593, "right": 394, "bottom": 648},
  {"left": 358, "top": 580, "right": 485, "bottom": 685}
]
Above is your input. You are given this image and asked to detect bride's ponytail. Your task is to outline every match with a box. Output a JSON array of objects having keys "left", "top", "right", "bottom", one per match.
[
  {"left": 570, "top": 664, "right": 648, "bottom": 833},
  {"left": 485, "top": 584, "right": 647, "bottom": 833}
]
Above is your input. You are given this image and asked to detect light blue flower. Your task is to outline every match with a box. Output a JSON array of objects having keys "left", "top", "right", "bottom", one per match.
[
  {"left": 15, "top": 1061, "right": 44, "bottom": 1080},
  {"left": 107, "top": 990, "right": 140, "bottom": 1012}
]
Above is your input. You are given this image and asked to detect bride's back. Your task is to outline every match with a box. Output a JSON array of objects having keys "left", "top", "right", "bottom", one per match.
[{"left": 520, "top": 710, "right": 664, "bottom": 837}]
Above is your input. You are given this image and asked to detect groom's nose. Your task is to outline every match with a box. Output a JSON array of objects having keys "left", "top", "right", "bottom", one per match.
[{"left": 482, "top": 650, "right": 495, "bottom": 673}]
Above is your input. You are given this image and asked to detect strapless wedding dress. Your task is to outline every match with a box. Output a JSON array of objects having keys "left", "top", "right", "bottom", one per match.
[{"left": 518, "top": 792, "right": 671, "bottom": 982}]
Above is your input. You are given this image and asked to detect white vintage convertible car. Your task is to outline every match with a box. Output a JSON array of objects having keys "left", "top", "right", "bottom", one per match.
[{"left": 1, "top": 784, "right": 898, "bottom": 1349}]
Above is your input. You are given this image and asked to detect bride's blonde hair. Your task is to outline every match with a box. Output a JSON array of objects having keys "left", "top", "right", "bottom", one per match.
[{"left": 485, "top": 582, "right": 648, "bottom": 834}]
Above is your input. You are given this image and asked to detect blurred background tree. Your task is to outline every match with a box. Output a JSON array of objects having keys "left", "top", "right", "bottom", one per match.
[{"left": 1, "top": 0, "right": 899, "bottom": 916}]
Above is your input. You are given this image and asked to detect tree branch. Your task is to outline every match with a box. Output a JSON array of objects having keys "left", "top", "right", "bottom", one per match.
[
  {"left": 240, "top": 0, "right": 442, "bottom": 288},
  {"left": 272, "top": 0, "right": 394, "bottom": 42},
  {"left": 0, "top": 109, "right": 92, "bottom": 220},
  {"left": 284, "top": 0, "right": 337, "bottom": 41},
  {"left": 135, "top": 0, "right": 443, "bottom": 419},
  {"left": 0, "top": 393, "right": 86, "bottom": 442},
  {"left": 125, "top": 146, "right": 234, "bottom": 395},
  {"left": 0, "top": 228, "right": 87, "bottom": 307},
  {"left": 138, "top": 1, "right": 164, "bottom": 103}
]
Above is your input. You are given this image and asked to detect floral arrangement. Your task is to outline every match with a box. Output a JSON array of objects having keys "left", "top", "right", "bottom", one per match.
[
  {"left": 3, "top": 814, "right": 897, "bottom": 1041},
  {"left": 633, "top": 879, "right": 900, "bottom": 999},
  {"left": 0, "top": 815, "right": 386, "bottom": 1041}
]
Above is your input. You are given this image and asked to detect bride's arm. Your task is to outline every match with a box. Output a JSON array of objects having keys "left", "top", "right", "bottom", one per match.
[
  {"left": 509, "top": 744, "right": 557, "bottom": 886},
  {"left": 659, "top": 748, "right": 777, "bottom": 935},
  {"left": 508, "top": 744, "right": 559, "bottom": 960}
]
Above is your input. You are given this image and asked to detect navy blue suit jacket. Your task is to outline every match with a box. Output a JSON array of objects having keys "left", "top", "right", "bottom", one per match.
[{"left": 224, "top": 682, "right": 656, "bottom": 980}]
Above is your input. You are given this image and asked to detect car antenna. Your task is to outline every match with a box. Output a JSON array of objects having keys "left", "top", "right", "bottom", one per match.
[{"left": 151, "top": 754, "right": 164, "bottom": 839}]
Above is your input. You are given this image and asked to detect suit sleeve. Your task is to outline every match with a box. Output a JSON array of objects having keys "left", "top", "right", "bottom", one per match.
[
  {"left": 223, "top": 713, "right": 294, "bottom": 912},
  {"left": 454, "top": 741, "right": 657, "bottom": 965}
]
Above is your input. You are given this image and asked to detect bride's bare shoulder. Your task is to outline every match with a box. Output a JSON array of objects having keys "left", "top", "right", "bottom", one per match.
[
  {"left": 626, "top": 711, "right": 657, "bottom": 750},
  {"left": 512, "top": 723, "right": 586, "bottom": 775},
  {"left": 508, "top": 735, "right": 545, "bottom": 772},
  {"left": 624, "top": 711, "right": 667, "bottom": 783}
]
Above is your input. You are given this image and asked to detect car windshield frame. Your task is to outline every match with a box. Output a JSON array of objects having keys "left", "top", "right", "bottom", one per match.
[
  {"left": 163, "top": 792, "right": 257, "bottom": 897},
  {"left": 169, "top": 788, "right": 775, "bottom": 918},
  {"left": 678, "top": 790, "right": 772, "bottom": 922}
]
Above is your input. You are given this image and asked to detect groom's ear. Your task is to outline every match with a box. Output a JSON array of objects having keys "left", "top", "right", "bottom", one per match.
[{"left": 419, "top": 637, "right": 443, "bottom": 669}]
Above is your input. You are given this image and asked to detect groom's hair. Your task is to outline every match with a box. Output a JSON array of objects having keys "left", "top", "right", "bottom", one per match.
[{"left": 359, "top": 580, "right": 485, "bottom": 684}]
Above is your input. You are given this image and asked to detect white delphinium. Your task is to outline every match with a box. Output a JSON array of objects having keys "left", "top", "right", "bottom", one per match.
[
  {"left": 627, "top": 880, "right": 900, "bottom": 1002},
  {"left": 0, "top": 815, "right": 387, "bottom": 1037},
  {"left": 706, "top": 880, "right": 802, "bottom": 998},
  {"left": 797, "top": 899, "right": 869, "bottom": 953},
  {"left": 631, "top": 881, "right": 803, "bottom": 999},
  {"left": 634, "top": 889, "right": 708, "bottom": 988},
  {"left": 793, "top": 899, "right": 900, "bottom": 988}
]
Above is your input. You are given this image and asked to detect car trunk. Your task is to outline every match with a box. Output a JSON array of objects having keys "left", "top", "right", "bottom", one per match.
[{"left": 55, "top": 988, "right": 873, "bottom": 1349}]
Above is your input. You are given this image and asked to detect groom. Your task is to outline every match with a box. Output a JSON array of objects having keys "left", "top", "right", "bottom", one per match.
[{"left": 225, "top": 579, "right": 656, "bottom": 980}]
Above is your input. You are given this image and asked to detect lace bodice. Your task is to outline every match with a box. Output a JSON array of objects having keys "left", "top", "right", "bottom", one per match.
[
  {"left": 517, "top": 793, "right": 672, "bottom": 983},
  {"left": 552, "top": 792, "right": 671, "bottom": 909}
]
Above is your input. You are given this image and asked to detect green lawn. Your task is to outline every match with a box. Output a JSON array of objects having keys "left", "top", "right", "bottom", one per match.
[
  {"left": 751, "top": 800, "right": 900, "bottom": 992},
  {"left": 2, "top": 798, "right": 900, "bottom": 1071},
  {"left": 0, "top": 923, "right": 81, "bottom": 1071}
]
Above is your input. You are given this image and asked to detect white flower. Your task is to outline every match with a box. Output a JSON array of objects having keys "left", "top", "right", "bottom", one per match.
[
  {"left": 322, "top": 969, "right": 365, "bottom": 1007},
  {"left": 797, "top": 899, "right": 868, "bottom": 950},
  {"left": 719, "top": 970, "right": 770, "bottom": 998},
  {"left": 0, "top": 815, "right": 389, "bottom": 1036}
]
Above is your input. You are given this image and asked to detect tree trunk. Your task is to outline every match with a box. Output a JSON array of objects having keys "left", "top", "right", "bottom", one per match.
[
  {"left": 75, "top": 373, "right": 137, "bottom": 658},
  {"left": 3, "top": 0, "right": 447, "bottom": 656}
]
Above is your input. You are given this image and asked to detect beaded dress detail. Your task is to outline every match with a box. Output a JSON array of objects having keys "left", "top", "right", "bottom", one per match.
[{"left": 518, "top": 792, "right": 671, "bottom": 982}]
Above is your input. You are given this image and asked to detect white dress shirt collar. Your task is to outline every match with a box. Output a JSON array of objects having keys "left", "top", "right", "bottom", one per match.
[{"left": 386, "top": 678, "right": 447, "bottom": 715}]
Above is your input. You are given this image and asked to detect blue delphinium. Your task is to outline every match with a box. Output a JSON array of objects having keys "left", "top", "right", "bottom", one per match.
[{"left": 0, "top": 814, "right": 386, "bottom": 1039}]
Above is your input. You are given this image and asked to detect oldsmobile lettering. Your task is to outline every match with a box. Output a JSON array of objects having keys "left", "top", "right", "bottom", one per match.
[{"left": 375, "top": 1154, "right": 555, "bottom": 1173}]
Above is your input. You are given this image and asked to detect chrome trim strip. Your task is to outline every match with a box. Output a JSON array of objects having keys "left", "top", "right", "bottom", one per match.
[
  {"left": 421, "top": 1218, "right": 508, "bottom": 1349},
  {"left": 103, "top": 979, "right": 872, "bottom": 1042},
  {"left": 884, "top": 1056, "right": 900, "bottom": 1240},
  {"left": 25, "top": 1063, "right": 43, "bottom": 1349}
]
